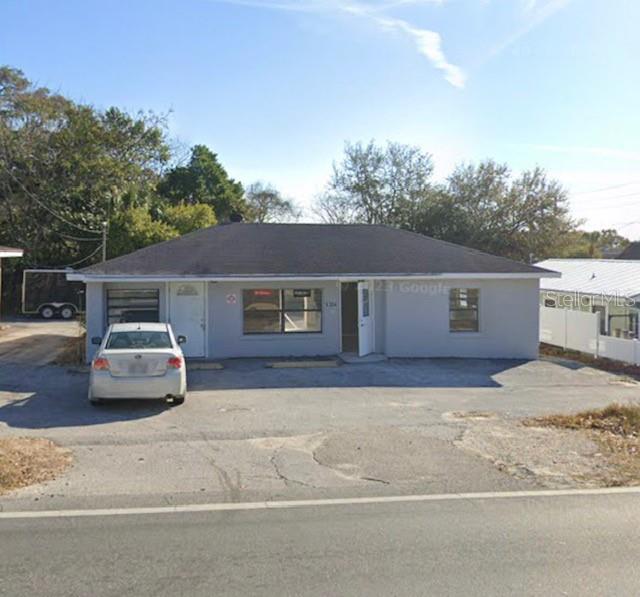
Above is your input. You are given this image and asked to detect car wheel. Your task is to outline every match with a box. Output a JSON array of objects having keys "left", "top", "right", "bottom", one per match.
[
  {"left": 88, "top": 388, "right": 102, "bottom": 405},
  {"left": 172, "top": 396, "right": 185, "bottom": 406},
  {"left": 60, "top": 305, "right": 75, "bottom": 320},
  {"left": 39, "top": 305, "right": 55, "bottom": 319}
]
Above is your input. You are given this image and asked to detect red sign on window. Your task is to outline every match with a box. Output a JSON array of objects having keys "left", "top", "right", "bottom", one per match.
[{"left": 253, "top": 289, "right": 274, "bottom": 297}]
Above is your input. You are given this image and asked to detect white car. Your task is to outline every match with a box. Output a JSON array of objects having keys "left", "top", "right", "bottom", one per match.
[{"left": 88, "top": 323, "right": 187, "bottom": 405}]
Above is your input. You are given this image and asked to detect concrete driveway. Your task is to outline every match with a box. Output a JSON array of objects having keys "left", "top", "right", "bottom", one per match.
[
  {"left": 0, "top": 356, "right": 638, "bottom": 510},
  {"left": 0, "top": 318, "right": 80, "bottom": 366}
]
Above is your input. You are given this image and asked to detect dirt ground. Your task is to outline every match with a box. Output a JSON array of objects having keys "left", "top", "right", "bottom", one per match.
[
  {"left": 452, "top": 410, "right": 640, "bottom": 488},
  {"left": 0, "top": 319, "right": 81, "bottom": 366}
]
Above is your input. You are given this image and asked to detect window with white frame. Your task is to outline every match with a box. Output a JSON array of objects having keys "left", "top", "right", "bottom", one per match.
[
  {"left": 449, "top": 288, "right": 479, "bottom": 332},
  {"left": 243, "top": 289, "right": 322, "bottom": 334}
]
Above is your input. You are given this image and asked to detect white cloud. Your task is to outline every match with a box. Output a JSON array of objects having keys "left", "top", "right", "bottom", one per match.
[
  {"left": 376, "top": 16, "right": 465, "bottom": 88},
  {"left": 211, "top": 0, "right": 465, "bottom": 88}
]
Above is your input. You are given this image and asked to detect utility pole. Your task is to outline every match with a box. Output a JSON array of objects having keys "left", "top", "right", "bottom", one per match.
[{"left": 102, "top": 221, "right": 108, "bottom": 262}]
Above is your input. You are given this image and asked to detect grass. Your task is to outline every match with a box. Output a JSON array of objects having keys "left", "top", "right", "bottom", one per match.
[
  {"left": 0, "top": 437, "right": 72, "bottom": 494},
  {"left": 540, "top": 343, "right": 640, "bottom": 381},
  {"left": 528, "top": 403, "right": 640, "bottom": 436},
  {"left": 527, "top": 403, "right": 640, "bottom": 486}
]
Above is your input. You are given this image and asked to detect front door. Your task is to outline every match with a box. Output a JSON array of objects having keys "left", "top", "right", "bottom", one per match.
[
  {"left": 357, "top": 281, "right": 374, "bottom": 356},
  {"left": 169, "top": 282, "right": 206, "bottom": 358}
]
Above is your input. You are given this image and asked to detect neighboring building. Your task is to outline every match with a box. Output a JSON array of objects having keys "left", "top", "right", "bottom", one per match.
[
  {"left": 616, "top": 242, "right": 640, "bottom": 260},
  {"left": 0, "top": 245, "right": 24, "bottom": 321},
  {"left": 537, "top": 259, "right": 640, "bottom": 338},
  {"left": 69, "top": 224, "right": 556, "bottom": 363}
]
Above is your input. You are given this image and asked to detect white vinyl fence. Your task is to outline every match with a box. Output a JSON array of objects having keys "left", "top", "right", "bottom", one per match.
[{"left": 540, "top": 306, "right": 640, "bottom": 366}]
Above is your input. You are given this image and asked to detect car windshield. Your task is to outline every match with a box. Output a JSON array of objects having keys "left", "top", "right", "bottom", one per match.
[{"left": 106, "top": 331, "right": 172, "bottom": 350}]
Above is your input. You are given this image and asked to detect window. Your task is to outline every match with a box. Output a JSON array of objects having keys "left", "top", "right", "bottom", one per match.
[
  {"left": 449, "top": 288, "right": 479, "bottom": 332},
  {"left": 544, "top": 299, "right": 557, "bottom": 308},
  {"left": 361, "top": 288, "right": 370, "bottom": 317},
  {"left": 107, "top": 289, "right": 160, "bottom": 325},
  {"left": 106, "top": 331, "right": 172, "bottom": 350},
  {"left": 243, "top": 289, "right": 322, "bottom": 334}
]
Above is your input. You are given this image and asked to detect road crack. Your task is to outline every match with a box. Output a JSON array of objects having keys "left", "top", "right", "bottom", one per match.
[{"left": 269, "top": 451, "right": 315, "bottom": 488}]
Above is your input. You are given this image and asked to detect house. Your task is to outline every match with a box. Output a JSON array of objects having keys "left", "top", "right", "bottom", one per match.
[
  {"left": 68, "top": 224, "right": 556, "bottom": 363},
  {"left": 616, "top": 242, "right": 640, "bottom": 260},
  {"left": 0, "top": 245, "right": 24, "bottom": 321},
  {"left": 536, "top": 258, "right": 640, "bottom": 338}
]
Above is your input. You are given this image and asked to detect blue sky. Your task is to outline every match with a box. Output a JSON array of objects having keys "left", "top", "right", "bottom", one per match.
[{"left": 2, "top": 0, "right": 640, "bottom": 237}]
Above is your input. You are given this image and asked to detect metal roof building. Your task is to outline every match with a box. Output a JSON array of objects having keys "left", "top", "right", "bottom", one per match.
[{"left": 536, "top": 259, "right": 640, "bottom": 300}]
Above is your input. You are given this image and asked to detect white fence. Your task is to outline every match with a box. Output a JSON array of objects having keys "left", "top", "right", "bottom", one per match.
[{"left": 540, "top": 306, "right": 640, "bottom": 366}]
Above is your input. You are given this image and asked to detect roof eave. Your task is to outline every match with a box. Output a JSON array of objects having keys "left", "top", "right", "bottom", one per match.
[
  {"left": 68, "top": 271, "right": 557, "bottom": 283},
  {"left": 0, "top": 249, "right": 24, "bottom": 258}
]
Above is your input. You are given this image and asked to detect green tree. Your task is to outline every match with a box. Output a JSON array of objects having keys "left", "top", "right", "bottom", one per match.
[
  {"left": 313, "top": 140, "right": 434, "bottom": 228},
  {"left": 0, "top": 66, "right": 170, "bottom": 267},
  {"left": 416, "top": 161, "right": 577, "bottom": 261},
  {"left": 558, "top": 229, "right": 629, "bottom": 258},
  {"left": 158, "top": 145, "right": 245, "bottom": 220},
  {"left": 107, "top": 207, "right": 178, "bottom": 258},
  {"left": 245, "top": 182, "right": 300, "bottom": 223},
  {"left": 160, "top": 202, "right": 217, "bottom": 235}
]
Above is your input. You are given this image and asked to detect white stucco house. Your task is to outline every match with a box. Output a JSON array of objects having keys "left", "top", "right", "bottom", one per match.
[{"left": 68, "top": 223, "right": 557, "bottom": 363}]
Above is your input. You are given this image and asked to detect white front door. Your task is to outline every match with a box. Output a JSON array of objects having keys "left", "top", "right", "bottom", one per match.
[
  {"left": 169, "top": 282, "right": 206, "bottom": 358},
  {"left": 357, "top": 280, "right": 374, "bottom": 357}
]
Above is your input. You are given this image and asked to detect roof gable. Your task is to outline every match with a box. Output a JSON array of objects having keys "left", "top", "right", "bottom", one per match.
[
  {"left": 79, "top": 223, "right": 552, "bottom": 278},
  {"left": 617, "top": 242, "right": 640, "bottom": 260}
]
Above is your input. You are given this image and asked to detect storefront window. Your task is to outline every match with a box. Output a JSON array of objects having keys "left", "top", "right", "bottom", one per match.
[{"left": 243, "top": 289, "right": 322, "bottom": 334}]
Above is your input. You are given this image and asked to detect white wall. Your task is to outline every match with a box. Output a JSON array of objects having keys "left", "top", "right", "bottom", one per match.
[
  {"left": 84, "top": 277, "right": 541, "bottom": 361},
  {"left": 540, "top": 305, "right": 640, "bottom": 365},
  {"left": 85, "top": 282, "right": 104, "bottom": 362},
  {"left": 207, "top": 281, "right": 341, "bottom": 359},
  {"left": 383, "top": 278, "right": 540, "bottom": 359}
]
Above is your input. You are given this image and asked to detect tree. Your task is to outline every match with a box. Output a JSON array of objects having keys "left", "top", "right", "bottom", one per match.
[
  {"left": 558, "top": 229, "right": 629, "bottom": 258},
  {"left": 160, "top": 202, "right": 217, "bottom": 235},
  {"left": 245, "top": 182, "right": 300, "bottom": 223},
  {"left": 0, "top": 66, "right": 170, "bottom": 268},
  {"left": 107, "top": 207, "right": 178, "bottom": 258},
  {"left": 416, "top": 161, "right": 577, "bottom": 262},
  {"left": 158, "top": 145, "right": 246, "bottom": 220},
  {"left": 313, "top": 140, "right": 434, "bottom": 228}
]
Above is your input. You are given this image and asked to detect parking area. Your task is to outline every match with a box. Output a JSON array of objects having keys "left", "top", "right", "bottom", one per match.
[
  {"left": 1, "top": 351, "right": 639, "bottom": 510},
  {"left": 0, "top": 319, "right": 81, "bottom": 366}
]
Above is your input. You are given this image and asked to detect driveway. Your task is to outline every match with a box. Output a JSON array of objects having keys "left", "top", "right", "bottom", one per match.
[
  {"left": 0, "top": 356, "right": 638, "bottom": 510},
  {"left": 0, "top": 318, "right": 80, "bottom": 366}
]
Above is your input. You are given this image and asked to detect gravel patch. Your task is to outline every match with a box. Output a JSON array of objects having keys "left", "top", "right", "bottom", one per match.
[{"left": 451, "top": 412, "right": 623, "bottom": 488}]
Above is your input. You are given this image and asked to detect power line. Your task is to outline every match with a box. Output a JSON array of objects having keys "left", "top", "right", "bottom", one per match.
[
  {"left": 572, "top": 191, "right": 640, "bottom": 205},
  {"left": 2, "top": 166, "right": 102, "bottom": 235},
  {"left": 572, "top": 180, "right": 640, "bottom": 196},
  {"left": 578, "top": 198, "right": 640, "bottom": 211},
  {"left": 53, "top": 244, "right": 104, "bottom": 269}
]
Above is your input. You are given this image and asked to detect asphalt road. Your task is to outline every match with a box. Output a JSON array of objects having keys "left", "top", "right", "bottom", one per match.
[{"left": 2, "top": 491, "right": 640, "bottom": 596}]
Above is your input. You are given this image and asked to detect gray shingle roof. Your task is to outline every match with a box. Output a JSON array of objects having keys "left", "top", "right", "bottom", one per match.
[
  {"left": 617, "top": 242, "right": 640, "bottom": 260},
  {"left": 80, "top": 223, "right": 552, "bottom": 277}
]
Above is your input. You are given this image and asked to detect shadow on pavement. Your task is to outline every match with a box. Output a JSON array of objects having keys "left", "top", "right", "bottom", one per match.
[
  {"left": 0, "top": 363, "right": 169, "bottom": 429},
  {"left": 187, "top": 358, "right": 528, "bottom": 391},
  {"left": 0, "top": 358, "right": 530, "bottom": 430}
]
